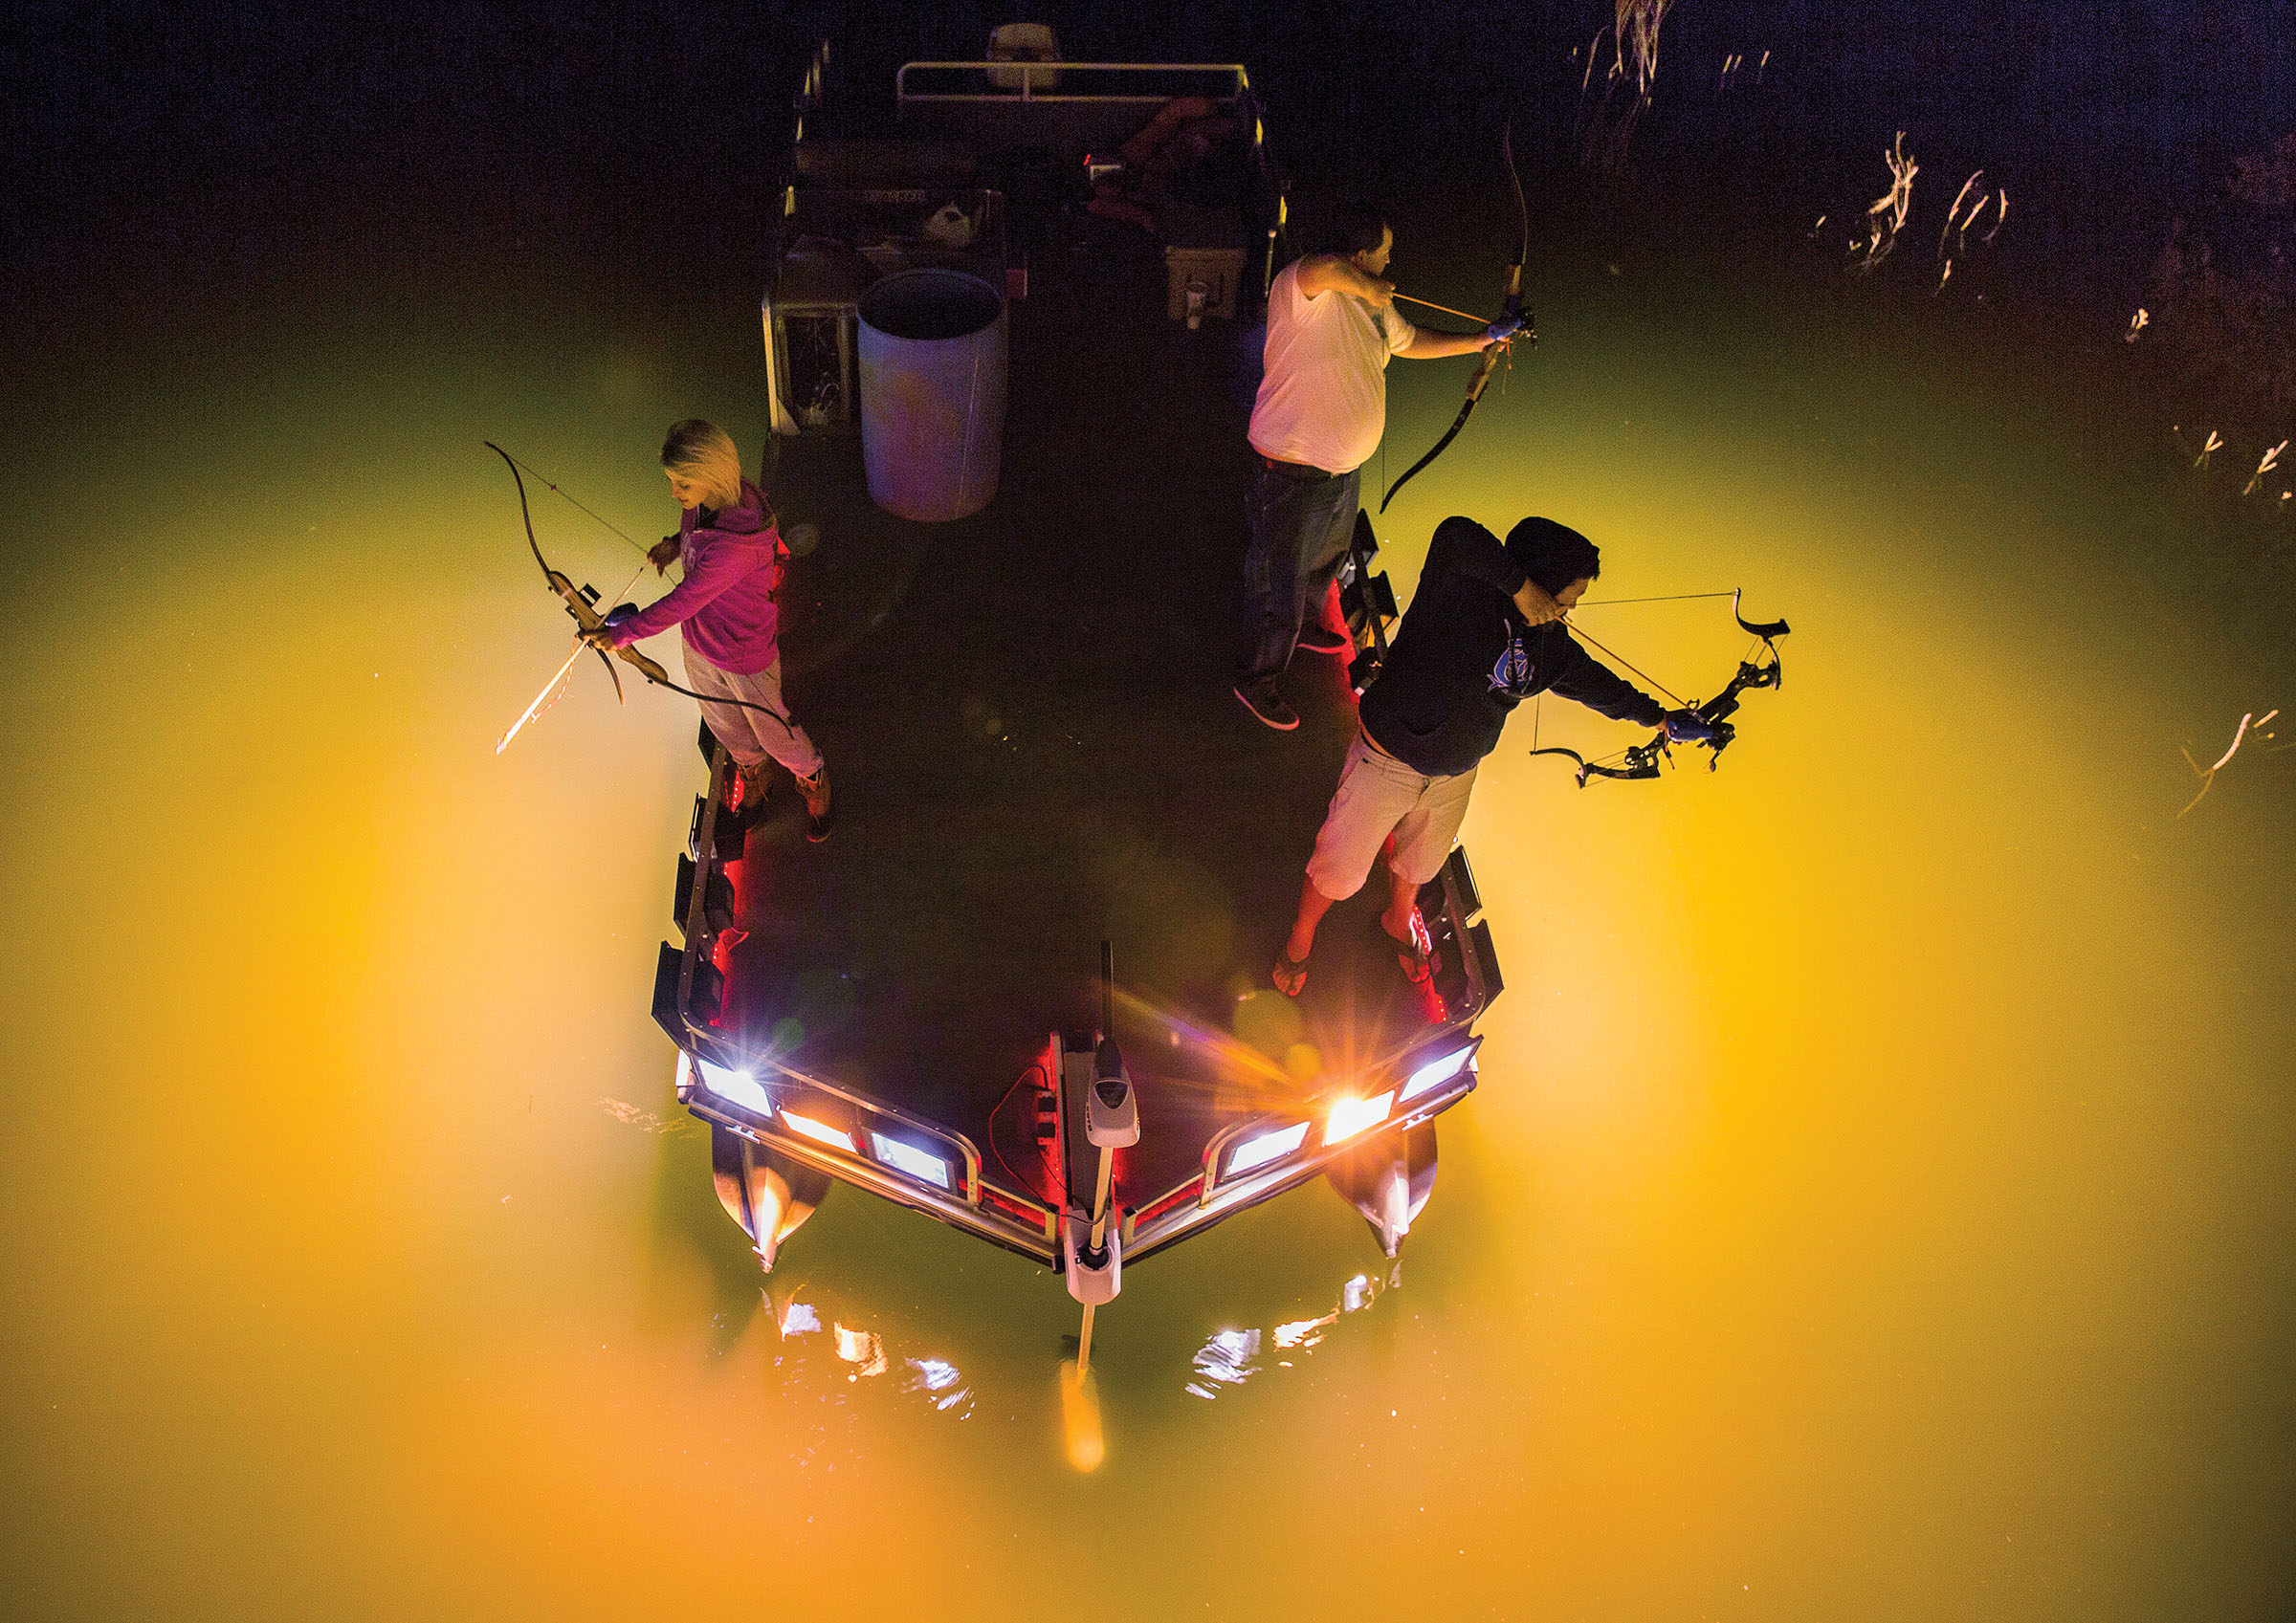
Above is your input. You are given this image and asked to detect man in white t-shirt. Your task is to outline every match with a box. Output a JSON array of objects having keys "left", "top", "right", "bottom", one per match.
[{"left": 1234, "top": 203, "right": 1524, "bottom": 731}]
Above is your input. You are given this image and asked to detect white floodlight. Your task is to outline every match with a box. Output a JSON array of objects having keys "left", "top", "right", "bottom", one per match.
[
  {"left": 1225, "top": 1121, "right": 1309, "bottom": 1177},
  {"left": 1399, "top": 1042, "right": 1476, "bottom": 1105},
  {"left": 870, "top": 1131, "right": 953, "bottom": 1190},
  {"left": 695, "top": 1056, "right": 775, "bottom": 1118},
  {"left": 1325, "top": 1089, "right": 1396, "bottom": 1145},
  {"left": 779, "top": 1109, "right": 856, "bottom": 1154}
]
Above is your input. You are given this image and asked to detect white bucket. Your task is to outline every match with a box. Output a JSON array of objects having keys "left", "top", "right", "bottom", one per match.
[{"left": 857, "top": 269, "right": 1007, "bottom": 522}]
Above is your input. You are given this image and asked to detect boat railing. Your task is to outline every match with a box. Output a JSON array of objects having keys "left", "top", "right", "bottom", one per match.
[
  {"left": 895, "top": 60, "right": 1251, "bottom": 107},
  {"left": 1119, "top": 1031, "right": 1486, "bottom": 1261},
  {"left": 677, "top": 1046, "right": 1066, "bottom": 1263},
  {"left": 889, "top": 58, "right": 1289, "bottom": 297}
]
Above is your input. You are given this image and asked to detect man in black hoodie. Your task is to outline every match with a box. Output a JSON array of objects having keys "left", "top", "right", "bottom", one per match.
[{"left": 1272, "top": 515, "right": 1716, "bottom": 996}]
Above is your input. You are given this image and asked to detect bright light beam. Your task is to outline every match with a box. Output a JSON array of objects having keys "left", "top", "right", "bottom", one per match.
[
  {"left": 495, "top": 640, "right": 586, "bottom": 755},
  {"left": 494, "top": 558, "right": 651, "bottom": 755}
]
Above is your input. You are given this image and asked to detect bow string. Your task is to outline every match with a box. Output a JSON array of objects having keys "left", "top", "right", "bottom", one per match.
[
  {"left": 486, "top": 442, "right": 790, "bottom": 752},
  {"left": 1527, "top": 591, "right": 1791, "bottom": 785},
  {"left": 1380, "top": 124, "right": 1534, "bottom": 515}
]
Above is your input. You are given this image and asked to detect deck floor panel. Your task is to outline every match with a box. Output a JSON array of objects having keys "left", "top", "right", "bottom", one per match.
[{"left": 718, "top": 254, "right": 1449, "bottom": 1212}]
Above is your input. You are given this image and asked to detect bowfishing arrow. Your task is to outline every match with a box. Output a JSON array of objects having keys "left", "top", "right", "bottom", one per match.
[
  {"left": 1527, "top": 590, "right": 1791, "bottom": 785},
  {"left": 485, "top": 441, "right": 789, "bottom": 752},
  {"left": 495, "top": 639, "right": 594, "bottom": 756},
  {"left": 1380, "top": 124, "right": 1534, "bottom": 515}
]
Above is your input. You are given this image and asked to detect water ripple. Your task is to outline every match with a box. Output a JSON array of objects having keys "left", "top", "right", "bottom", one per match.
[{"left": 1185, "top": 1263, "right": 1398, "bottom": 1399}]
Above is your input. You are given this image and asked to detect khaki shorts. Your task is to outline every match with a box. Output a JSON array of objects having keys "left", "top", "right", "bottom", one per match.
[{"left": 1304, "top": 731, "right": 1477, "bottom": 900}]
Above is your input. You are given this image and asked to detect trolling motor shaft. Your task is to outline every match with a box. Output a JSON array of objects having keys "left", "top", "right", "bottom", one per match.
[{"left": 1064, "top": 943, "right": 1140, "bottom": 1376}]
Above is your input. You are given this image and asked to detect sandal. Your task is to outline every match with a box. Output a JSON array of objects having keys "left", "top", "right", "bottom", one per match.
[
  {"left": 1381, "top": 911, "right": 1438, "bottom": 985},
  {"left": 1271, "top": 946, "right": 1310, "bottom": 998}
]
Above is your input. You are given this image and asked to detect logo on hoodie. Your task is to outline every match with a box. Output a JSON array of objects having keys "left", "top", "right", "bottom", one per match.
[{"left": 1489, "top": 634, "right": 1534, "bottom": 696}]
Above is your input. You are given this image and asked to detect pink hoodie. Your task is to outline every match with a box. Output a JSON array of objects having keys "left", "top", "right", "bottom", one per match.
[{"left": 607, "top": 479, "right": 787, "bottom": 674}]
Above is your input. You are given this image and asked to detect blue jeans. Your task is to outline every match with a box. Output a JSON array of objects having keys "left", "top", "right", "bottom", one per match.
[{"left": 1239, "top": 458, "right": 1360, "bottom": 685}]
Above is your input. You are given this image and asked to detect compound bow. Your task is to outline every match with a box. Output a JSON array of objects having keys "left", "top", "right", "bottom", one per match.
[{"left": 1527, "top": 590, "right": 1790, "bottom": 785}]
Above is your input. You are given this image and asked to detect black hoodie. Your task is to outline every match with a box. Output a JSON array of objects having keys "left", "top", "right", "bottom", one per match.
[{"left": 1358, "top": 517, "right": 1667, "bottom": 777}]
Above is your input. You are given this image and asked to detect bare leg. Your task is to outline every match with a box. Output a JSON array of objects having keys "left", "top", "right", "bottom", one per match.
[
  {"left": 1284, "top": 874, "right": 1340, "bottom": 964},
  {"left": 1377, "top": 856, "right": 1420, "bottom": 943}
]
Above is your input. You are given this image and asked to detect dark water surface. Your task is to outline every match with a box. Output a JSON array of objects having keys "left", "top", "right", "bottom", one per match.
[{"left": 4, "top": 8, "right": 2293, "bottom": 1619}]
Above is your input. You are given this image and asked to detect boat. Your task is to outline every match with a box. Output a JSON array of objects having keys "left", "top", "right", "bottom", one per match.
[{"left": 626, "top": 37, "right": 1506, "bottom": 1365}]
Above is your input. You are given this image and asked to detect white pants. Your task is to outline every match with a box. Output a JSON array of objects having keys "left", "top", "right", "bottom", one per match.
[{"left": 682, "top": 647, "right": 825, "bottom": 780}]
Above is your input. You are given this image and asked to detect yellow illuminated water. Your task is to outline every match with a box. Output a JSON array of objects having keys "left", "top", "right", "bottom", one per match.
[{"left": 3, "top": 243, "right": 2290, "bottom": 1619}]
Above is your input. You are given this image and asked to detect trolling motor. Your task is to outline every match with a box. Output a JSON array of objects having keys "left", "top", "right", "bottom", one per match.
[
  {"left": 1054, "top": 943, "right": 1137, "bottom": 1470},
  {"left": 1062, "top": 943, "right": 1139, "bottom": 1378}
]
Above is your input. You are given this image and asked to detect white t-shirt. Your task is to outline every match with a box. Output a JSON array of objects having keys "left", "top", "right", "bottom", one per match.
[{"left": 1247, "top": 260, "right": 1417, "bottom": 474}]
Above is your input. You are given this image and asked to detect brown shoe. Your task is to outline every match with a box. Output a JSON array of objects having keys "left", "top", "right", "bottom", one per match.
[
  {"left": 798, "top": 767, "right": 832, "bottom": 842},
  {"left": 733, "top": 757, "right": 771, "bottom": 817}
]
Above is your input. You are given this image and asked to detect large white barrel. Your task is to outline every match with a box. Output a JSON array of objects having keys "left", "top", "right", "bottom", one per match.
[{"left": 857, "top": 269, "right": 1006, "bottom": 521}]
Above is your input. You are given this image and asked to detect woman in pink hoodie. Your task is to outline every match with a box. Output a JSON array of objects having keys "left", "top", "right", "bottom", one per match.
[{"left": 597, "top": 420, "right": 831, "bottom": 840}]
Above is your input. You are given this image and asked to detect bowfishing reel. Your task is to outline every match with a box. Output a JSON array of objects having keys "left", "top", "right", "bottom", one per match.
[{"left": 1530, "top": 594, "right": 1788, "bottom": 786}]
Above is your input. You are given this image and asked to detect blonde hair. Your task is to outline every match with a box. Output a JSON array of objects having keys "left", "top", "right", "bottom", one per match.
[{"left": 660, "top": 420, "right": 748, "bottom": 512}]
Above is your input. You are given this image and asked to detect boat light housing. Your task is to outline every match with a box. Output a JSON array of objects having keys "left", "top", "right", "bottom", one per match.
[
  {"left": 679, "top": 1048, "right": 982, "bottom": 1209},
  {"left": 1399, "top": 1042, "right": 1476, "bottom": 1106},
  {"left": 1325, "top": 1088, "right": 1396, "bottom": 1145},
  {"left": 1225, "top": 1120, "right": 1310, "bottom": 1177},
  {"left": 779, "top": 1109, "right": 857, "bottom": 1154},
  {"left": 685, "top": 1050, "right": 776, "bottom": 1120},
  {"left": 1214, "top": 1038, "right": 1483, "bottom": 1189},
  {"left": 870, "top": 1131, "right": 954, "bottom": 1190}
]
